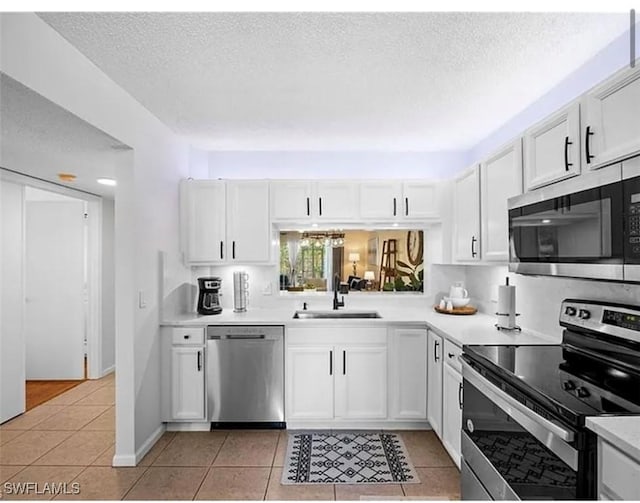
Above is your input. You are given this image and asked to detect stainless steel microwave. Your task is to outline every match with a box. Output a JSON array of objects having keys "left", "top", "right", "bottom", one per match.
[{"left": 508, "top": 156, "right": 640, "bottom": 282}]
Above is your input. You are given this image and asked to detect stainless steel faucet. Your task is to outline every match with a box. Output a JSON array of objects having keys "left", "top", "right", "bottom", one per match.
[{"left": 333, "top": 274, "right": 345, "bottom": 310}]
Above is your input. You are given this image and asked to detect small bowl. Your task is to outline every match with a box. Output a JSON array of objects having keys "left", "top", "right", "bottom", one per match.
[{"left": 446, "top": 297, "right": 470, "bottom": 308}]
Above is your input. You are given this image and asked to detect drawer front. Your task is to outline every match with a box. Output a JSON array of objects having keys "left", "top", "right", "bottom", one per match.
[
  {"left": 444, "top": 339, "right": 462, "bottom": 373},
  {"left": 600, "top": 439, "right": 640, "bottom": 500},
  {"left": 171, "top": 327, "right": 205, "bottom": 345}
]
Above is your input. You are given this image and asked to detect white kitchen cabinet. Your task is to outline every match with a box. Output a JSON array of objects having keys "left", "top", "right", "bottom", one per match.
[
  {"left": 226, "top": 180, "right": 271, "bottom": 262},
  {"left": 359, "top": 181, "right": 403, "bottom": 219},
  {"left": 442, "top": 360, "right": 463, "bottom": 469},
  {"left": 524, "top": 102, "right": 581, "bottom": 190},
  {"left": 582, "top": 65, "right": 640, "bottom": 170},
  {"left": 453, "top": 166, "right": 481, "bottom": 261},
  {"left": 403, "top": 181, "right": 440, "bottom": 219},
  {"left": 270, "top": 180, "right": 313, "bottom": 221},
  {"left": 315, "top": 181, "right": 359, "bottom": 220},
  {"left": 597, "top": 437, "right": 640, "bottom": 500},
  {"left": 427, "top": 330, "right": 443, "bottom": 436},
  {"left": 480, "top": 139, "right": 523, "bottom": 262},
  {"left": 181, "top": 180, "right": 226, "bottom": 263},
  {"left": 335, "top": 345, "right": 387, "bottom": 419},
  {"left": 389, "top": 327, "right": 427, "bottom": 420},
  {"left": 286, "top": 346, "right": 334, "bottom": 420}
]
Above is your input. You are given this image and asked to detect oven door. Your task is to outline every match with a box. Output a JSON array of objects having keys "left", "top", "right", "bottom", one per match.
[
  {"left": 508, "top": 164, "right": 624, "bottom": 281},
  {"left": 461, "top": 360, "right": 582, "bottom": 500}
]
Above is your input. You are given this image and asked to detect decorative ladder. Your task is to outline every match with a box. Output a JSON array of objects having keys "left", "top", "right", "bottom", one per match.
[{"left": 379, "top": 239, "right": 398, "bottom": 291}]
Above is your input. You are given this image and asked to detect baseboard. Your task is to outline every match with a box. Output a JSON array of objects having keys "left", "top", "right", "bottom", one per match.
[
  {"left": 286, "top": 420, "right": 431, "bottom": 430},
  {"left": 166, "top": 422, "right": 211, "bottom": 431},
  {"left": 133, "top": 424, "right": 166, "bottom": 465},
  {"left": 101, "top": 365, "right": 115, "bottom": 378},
  {"left": 112, "top": 453, "right": 136, "bottom": 467}
]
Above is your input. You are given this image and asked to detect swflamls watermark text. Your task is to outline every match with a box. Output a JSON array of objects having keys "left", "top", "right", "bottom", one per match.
[{"left": 2, "top": 481, "right": 81, "bottom": 496}]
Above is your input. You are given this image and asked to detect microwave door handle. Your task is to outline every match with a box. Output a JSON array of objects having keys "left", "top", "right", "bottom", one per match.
[{"left": 461, "top": 360, "right": 575, "bottom": 443}]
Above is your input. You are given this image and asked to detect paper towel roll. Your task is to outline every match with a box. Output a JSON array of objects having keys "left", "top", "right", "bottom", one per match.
[{"left": 496, "top": 283, "right": 516, "bottom": 329}]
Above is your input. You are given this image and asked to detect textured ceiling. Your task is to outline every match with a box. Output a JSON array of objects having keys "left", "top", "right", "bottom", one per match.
[
  {"left": 38, "top": 12, "right": 628, "bottom": 151},
  {"left": 0, "top": 73, "right": 129, "bottom": 198}
]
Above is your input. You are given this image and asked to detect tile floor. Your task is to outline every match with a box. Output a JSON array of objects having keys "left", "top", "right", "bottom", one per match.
[{"left": 1, "top": 374, "right": 460, "bottom": 500}]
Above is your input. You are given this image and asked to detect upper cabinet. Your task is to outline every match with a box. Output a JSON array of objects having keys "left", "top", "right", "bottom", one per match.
[
  {"left": 582, "top": 65, "right": 640, "bottom": 170},
  {"left": 358, "top": 181, "right": 440, "bottom": 220},
  {"left": 315, "top": 181, "right": 359, "bottom": 221},
  {"left": 270, "top": 180, "right": 358, "bottom": 222},
  {"left": 403, "top": 182, "right": 440, "bottom": 219},
  {"left": 226, "top": 180, "right": 271, "bottom": 262},
  {"left": 453, "top": 166, "right": 481, "bottom": 261},
  {"left": 480, "top": 139, "right": 523, "bottom": 262},
  {"left": 270, "top": 181, "right": 313, "bottom": 221},
  {"left": 524, "top": 102, "right": 581, "bottom": 191}
]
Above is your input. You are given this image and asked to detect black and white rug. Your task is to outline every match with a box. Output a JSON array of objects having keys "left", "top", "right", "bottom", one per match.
[{"left": 282, "top": 432, "right": 419, "bottom": 484}]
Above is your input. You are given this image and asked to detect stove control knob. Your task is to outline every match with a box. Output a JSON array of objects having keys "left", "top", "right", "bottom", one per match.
[
  {"left": 578, "top": 309, "right": 591, "bottom": 320},
  {"left": 565, "top": 306, "right": 577, "bottom": 316},
  {"left": 562, "top": 380, "right": 576, "bottom": 391},
  {"left": 577, "top": 387, "right": 590, "bottom": 398}
]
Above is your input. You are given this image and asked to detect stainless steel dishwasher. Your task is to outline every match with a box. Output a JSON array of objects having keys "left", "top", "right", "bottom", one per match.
[{"left": 206, "top": 325, "right": 285, "bottom": 428}]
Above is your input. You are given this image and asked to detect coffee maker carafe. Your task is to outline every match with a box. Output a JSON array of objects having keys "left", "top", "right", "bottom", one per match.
[{"left": 197, "top": 277, "right": 222, "bottom": 315}]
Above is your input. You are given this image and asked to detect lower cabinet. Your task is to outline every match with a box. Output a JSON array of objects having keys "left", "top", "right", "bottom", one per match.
[
  {"left": 286, "top": 345, "right": 336, "bottom": 420},
  {"left": 427, "top": 330, "right": 443, "bottom": 436},
  {"left": 388, "top": 327, "right": 427, "bottom": 420},
  {"left": 597, "top": 437, "right": 640, "bottom": 500},
  {"left": 442, "top": 361, "right": 463, "bottom": 469}
]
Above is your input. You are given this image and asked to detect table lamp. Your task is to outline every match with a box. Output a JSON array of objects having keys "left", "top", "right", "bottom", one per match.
[{"left": 348, "top": 252, "right": 360, "bottom": 276}]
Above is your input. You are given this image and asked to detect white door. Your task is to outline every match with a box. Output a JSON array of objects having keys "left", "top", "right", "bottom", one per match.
[
  {"left": 1, "top": 181, "right": 26, "bottom": 422},
  {"left": 427, "top": 331, "right": 443, "bottom": 437},
  {"left": 453, "top": 166, "right": 481, "bottom": 261},
  {"left": 359, "top": 181, "right": 402, "bottom": 219},
  {"left": 389, "top": 328, "right": 427, "bottom": 420},
  {"left": 481, "top": 139, "right": 523, "bottom": 261},
  {"left": 583, "top": 65, "right": 640, "bottom": 170},
  {"left": 403, "top": 182, "right": 440, "bottom": 219},
  {"left": 25, "top": 200, "right": 85, "bottom": 379},
  {"left": 182, "top": 180, "right": 226, "bottom": 263},
  {"left": 226, "top": 180, "right": 271, "bottom": 262},
  {"left": 334, "top": 345, "right": 387, "bottom": 419},
  {"left": 270, "top": 181, "right": 313, "bottom": 221},
  {"left": 315, "top": 182, "right": 359, "bottom": 220},
  {"left": 171, "top": 347, "right": 205, "bottom": 420},
  {"left": 442, "top": 363, "right": 463, "bottom": 469},
  {"left": 286, "top": 346, "right": 334, "bottom": 420},
  {"left": 524, "top": 102, "right": 581, "bottom": 190}
]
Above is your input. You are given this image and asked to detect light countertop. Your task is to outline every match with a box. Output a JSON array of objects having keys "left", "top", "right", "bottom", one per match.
[
  {"left": 162, "top": 306, "right": 558, "bottom": 347},
  {"left": 586, "top": 416, "right": 640, "bottom": 462}
]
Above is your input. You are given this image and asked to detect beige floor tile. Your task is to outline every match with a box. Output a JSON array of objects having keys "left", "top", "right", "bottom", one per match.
[
  {"left": 91, "top": 445, "right": 115, "bottom": 466},
  {"left": 214, "top": 430, "right": 279, "bottom": 467},
  {"left": 32, "top": 405, "right": 109, "bottom": 431},
  {"left": 0, "top": 431, "right": 73, "bottom": 465},
  {"left": 0, "top": 406, "right": 67, "bottom": 431},
  {"left": 0, "top": 430, "right": 25, "bottom": 445},
  {"left": 138, "top": 432, "right": 176, "bottom": 466},
  {"left": 124, "top": 466, "right": 207, "bottom": 500},
  {"left": 401, "top": 467, "right": 460, "bottom": 499},
  {"left": 81, "top": 407, "right": 115, "bottom": 431},
  {"left": 1, "top": 466, "right": 26, "bottom": 484},
  {"left": 195, "top": 467, "right": 270, "bottom": 500},
  {"left": 58, "top": 466, "right": 147, "bottom": 500},
  {"left": 397, "top": 430, "right": 455, "bottom": 467},
  {"left": 2, "top": 465, "right": 84, "bottom": 500},
  {"left": 273, "top": 431, "right": 288, "bottom": 467},
  {"left": 33, "top": 431, "right": 114, "bottom": 466},
  {"left": 44, "top": 381, "right": 104, "bottom": 406},
  {"left": 96, "top": 373, "right": 115, "bottom": 386},
  {"left": 153, "top": 431, "right": 227, "bottom": 467},
  {"left": 266, "top": 467, "right": 335, "bottom": 500},
  {"left": 73, "top": 387, "right": 115, "bottom": 407},
  {"left": 334, "top": 483, "right": 405, "bottom": 500}
]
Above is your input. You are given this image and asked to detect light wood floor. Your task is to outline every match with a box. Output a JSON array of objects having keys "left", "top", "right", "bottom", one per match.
[{"left": 25, "top": 380, "right": 85, "bottom": 411}]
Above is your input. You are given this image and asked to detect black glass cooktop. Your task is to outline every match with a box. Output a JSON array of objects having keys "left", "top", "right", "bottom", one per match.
[{"left": 463, "top": 342, "right": 640, "bottom": 427}]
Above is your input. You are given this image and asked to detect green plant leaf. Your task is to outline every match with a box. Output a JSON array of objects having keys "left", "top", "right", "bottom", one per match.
[{"left": 396, "top": 260, "right": 413, "bottom": 270}]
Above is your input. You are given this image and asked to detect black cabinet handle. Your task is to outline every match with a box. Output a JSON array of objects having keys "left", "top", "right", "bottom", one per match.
[
  {"left": 220, "top": 241, "right": 224, "bottom": 260},
  {"left": 343, "top": 350, "right": 346, "bottom": 375},
  {"left": 564, "top": 136, "right": 573, "bottom": 171},
  {"left": 434, "top": 340, "right": 440, "bottom": 362},
  {"left": 319, "top": 197, "right": 323, "bottom": 216},
  {"left": 183, "top": 334, "right": 190, "bottom": 340},
  {"left": 405, "top": 197, "right": 409, "bottom": 216},
  {"left": 393, "top": 197, "right": 397, "bottom": 216},
  {"left": 448, "top": 352, "right": 455, "bottom": 358},
  {"left": 471, "top": 236, "right": 478, "bottom": 258},
  {"left": 329, "top": 350, "right": 333, "bottom": 375},
  {"left": 458, "top": 382, "right": 463, "bottom": 410},
  {"left": 232, "top": 241, "right": 236, "bottom": 259},
  {"left": 197, "top": 350, "right": 202, "bottom": 372},
  {"left": 585, "top": 126, "right": 595, "bottom": 164},
  {"left": 306, "top": 197, "right": 310, "bottom": 216}
]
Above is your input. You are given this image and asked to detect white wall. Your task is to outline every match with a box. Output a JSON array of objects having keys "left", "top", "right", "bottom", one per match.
[
  {"left": 101, "top": 198, "right": 115, "bottom": 373},
  {"left": 1, "top": 13, "right": 191, "bottom": 464}
]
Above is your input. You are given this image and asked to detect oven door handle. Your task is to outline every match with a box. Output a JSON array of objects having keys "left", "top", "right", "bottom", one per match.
[{"left": 462, "top": 360, "right": 575, "bottom": 443}]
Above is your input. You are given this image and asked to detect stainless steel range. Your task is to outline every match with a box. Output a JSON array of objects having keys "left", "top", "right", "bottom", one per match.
[{"left": 461, "top": 299, "right": 640, "bottom": 500}]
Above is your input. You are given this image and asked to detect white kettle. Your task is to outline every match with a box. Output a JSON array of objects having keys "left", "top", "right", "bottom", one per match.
[{"left": 449, "top": 281, "right": 468, "bottom": 299}]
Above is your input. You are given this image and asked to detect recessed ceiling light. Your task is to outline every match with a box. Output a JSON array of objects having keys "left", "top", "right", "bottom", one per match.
[
  {"left": 97, "top": 178, "right": 117, "bottom": 186},
  {"left": 541, "top": 219, "right": 551, "bottom": 224},
  {"left": 58, "top": 173, "right": 76, "bottom": 182}
]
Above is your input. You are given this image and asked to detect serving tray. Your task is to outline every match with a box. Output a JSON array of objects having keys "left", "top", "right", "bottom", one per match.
[{"left": 434, "top": 305, "right": 478, "bottom": 315}]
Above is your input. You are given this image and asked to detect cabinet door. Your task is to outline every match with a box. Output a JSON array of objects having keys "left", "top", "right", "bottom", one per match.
[
  {"left": 389, "top": 328, "right": 427, "bottom": 420},
  {"left": 480, "top": 139, "right": 523, "bottom": 262},
  {"left": 270, "top": 181, "right": 313, "bottom": 221},
  {"left": 442, "top": 363, "right": 463, "bottom": 469},
  {"left": 524, "top": 103, "right": 581, "bottom": 190},
  {"left": 583, "top": 65, "right": 640, "bottom": 170},
  {"left": 315, "top": 182, "right": 359, "bottom": 220},
  {"left": 181, "top": 180, "right": 226, "bottom": 263},
  {"left": 427, "top": 331, "right": 443, "bottom": 437},
  {"left": 334, "top": 345, "right": 387, "bottom": 419},
  {"left": 403, "top": 182, "right": 440, "bottom": 219},
  {"left": 453, "top": 167, "right": 481, "bottom": 261},
  {"left": 171, "top": 347, "right": 205, "bottom": 420},
  {"left": 359, "top": 181, "right": 402, "bottom": 219},
  {"left": 286, "top": 346, "right": 334, "bottom": 420},
  {"left": 226, "top": 181, "right": 271, "bottom": 262}
]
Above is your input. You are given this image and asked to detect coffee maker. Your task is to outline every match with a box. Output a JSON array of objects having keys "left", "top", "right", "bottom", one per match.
[{"left": 197, "top": 277, "right": 223, "bottom": 315}]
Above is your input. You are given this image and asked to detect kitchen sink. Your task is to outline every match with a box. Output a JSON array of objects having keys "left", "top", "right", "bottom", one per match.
[{"left": 292, "top": 310, "right": 382, "bottom": 319}]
